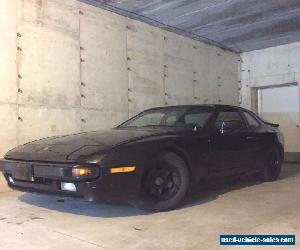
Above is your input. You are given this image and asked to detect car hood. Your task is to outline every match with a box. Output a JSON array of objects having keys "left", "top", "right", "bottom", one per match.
[{"left": 4, "top": 128, "right": 178, "bottom": 163}]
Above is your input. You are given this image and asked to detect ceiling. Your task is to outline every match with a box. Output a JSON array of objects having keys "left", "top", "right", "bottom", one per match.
[{"left": 81, "top": 0, "right": 300, "bottom": 53}]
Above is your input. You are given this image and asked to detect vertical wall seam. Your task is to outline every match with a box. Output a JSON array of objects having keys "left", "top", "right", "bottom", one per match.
[
  {"left": 78, "top": 5, "right": 84, "bottom": 132},
  {"left": 192, "top": 45, "right": 197, "bottom": 104},
  {"left": 238, "top": 54, "right": 242, "bottom": 106},
  {"left": 297, "top": 77, "right": 300, "bottom": 123},
  {"left": 125, "top": 18, "right": 130, "bottom": 119},
  {"left": 16, "top": 0, "right": 21, "bottom": 146},
  {"left": 216, "top": 54, "right": 221, "bottom": 104},
  {"left": 162, "top": 33, "right": 166, "bottom": 105}
]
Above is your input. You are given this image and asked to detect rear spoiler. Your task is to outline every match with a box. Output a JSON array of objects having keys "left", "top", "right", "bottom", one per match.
[{"left": 265, "top": 121, "right": 280, "bottom": 128}]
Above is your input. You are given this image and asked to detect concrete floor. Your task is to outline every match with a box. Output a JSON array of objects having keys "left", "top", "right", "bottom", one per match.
[{"left": 0, "top": 163, "right": 299, "bottom": 250}]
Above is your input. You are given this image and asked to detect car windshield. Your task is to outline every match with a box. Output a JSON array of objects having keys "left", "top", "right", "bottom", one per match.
[{"left": 119, "top": 107, "right": 213, "bottom": 128}]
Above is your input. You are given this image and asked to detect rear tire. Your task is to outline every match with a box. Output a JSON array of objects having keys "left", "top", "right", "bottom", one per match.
[
  {"left": 141, "top": 152, "right": 190, "bottom": 212},
  {"left": 262, "top": 148, "right": 282, "bottom": 182}
]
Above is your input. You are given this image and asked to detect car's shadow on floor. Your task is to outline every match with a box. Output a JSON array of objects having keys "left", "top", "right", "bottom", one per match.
[
  {"left": 183, "top": 162, "right": 300, "bottom": 208},
  {"left": 19, "top": 193, "right": 149, "bottom": 218},
  {"left": 19, "top": 163, "right": 300, "bottom": 218},
  {"left": 183, "top": 174, "right": 262, "bottom": 208}
]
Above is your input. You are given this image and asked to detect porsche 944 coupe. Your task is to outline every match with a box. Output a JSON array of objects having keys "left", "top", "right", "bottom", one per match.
[{"left": 0, "top": 105, "right": 284, "bottom": 211}]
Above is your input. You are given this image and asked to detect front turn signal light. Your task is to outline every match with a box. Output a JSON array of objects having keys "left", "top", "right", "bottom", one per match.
[
  {"left": 72, "top": 167, "right": 92, "bottom": 177},
  {"left": 110, "top": 166, "right": 136, "bottom": 174}
]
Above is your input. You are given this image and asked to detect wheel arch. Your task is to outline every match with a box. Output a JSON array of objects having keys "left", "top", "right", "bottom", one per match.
[
  {"left": 276, "top": 143, "right": 284, "bottom": 160},
  {"left": 272, "top": 133, "right": 284, "bottom": 160}
]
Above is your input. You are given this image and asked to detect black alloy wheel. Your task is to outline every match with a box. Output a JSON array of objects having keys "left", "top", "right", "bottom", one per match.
[
  {"left": 263, "top": 148, "right": 282, "bottom": 182},
  {"left": 146, "top": 165, "right": 181, "bottom": 201},
  {"left": 142, "top": 152, "right": 189, "bottom": 212}
]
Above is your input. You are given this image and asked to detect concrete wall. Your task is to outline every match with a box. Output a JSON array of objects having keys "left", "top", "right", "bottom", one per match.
[
  {"left": 241, "top": 42, "right": 300, "bottom": 158},
  {"left": 241, "top": 42, "right": 300, "bottom": 109},
  {"left": 0, "top": 0, "right": 240, "bottom": 191},
  {"left": 0, "top": 0, "right": 17, "bottom": 192}
]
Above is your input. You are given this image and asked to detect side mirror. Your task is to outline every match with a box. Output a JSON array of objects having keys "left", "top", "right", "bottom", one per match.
[{"left": 219, "top": 120, "right": 243, "bottom": 134}]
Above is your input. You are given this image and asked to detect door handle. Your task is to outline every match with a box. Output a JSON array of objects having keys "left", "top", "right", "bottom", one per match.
[
  {"left": 246, "top": 136, "right": 259, "bottom": 140},
  {"left": 297, "top": 124, "right": 300, "bottom": 128}
]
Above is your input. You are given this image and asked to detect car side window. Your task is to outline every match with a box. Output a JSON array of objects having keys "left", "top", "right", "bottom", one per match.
[
  {"left": 184, "top": 109, "right": 213, "bottom": 127},
  {"left": 129, "top": 112, "right": 165, "bottom": 127},
  {"left": 185, "top": 112, "right": 211, "bottom": 126},
  {"left": 164, "top": 115, "right": 177, "bottom": 125},
  {"left": 214, "top": 111, "right": 245, "bottom": 132},
  {"left": 242, "top": 111, "right": 260, "bottom": 129}
]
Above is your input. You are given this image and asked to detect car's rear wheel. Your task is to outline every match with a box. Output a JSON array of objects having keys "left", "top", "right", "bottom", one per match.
[
  {"left": 263, "top": 148, "right": 282, "bottom": 182},
  {"left": 141, "top": 152, "right": 189, "bottom": 212}
]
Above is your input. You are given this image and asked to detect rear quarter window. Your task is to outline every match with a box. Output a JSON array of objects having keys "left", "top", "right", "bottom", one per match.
[{"left": 243, "top": 111, "right": 261, "bottom": 129}]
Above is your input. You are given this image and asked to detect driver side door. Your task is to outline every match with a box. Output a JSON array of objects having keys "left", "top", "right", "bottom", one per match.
[{"left": 209, "top": 108, "right": 253, "bottom": 173}]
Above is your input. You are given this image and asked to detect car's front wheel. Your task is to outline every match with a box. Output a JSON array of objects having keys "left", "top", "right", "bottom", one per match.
[
  {"left": 141, "top": 152, "right": 190, "bottom": 212},
  {"left": 262, "top": 148, "right": 282, "bottom": 182}
]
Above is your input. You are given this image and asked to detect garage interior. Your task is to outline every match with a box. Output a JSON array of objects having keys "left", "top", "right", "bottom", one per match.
[{"left": 0, "top": 0, "right": 300, "bottom": 249}]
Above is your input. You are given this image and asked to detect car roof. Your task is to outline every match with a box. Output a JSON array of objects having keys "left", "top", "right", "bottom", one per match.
[{"left": 144, "top": 104, "right": 244, "bottom": 112}]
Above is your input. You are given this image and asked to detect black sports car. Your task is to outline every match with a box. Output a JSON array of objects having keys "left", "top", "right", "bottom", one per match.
[{"left": 0, "top": 105, "right": 284, "bottom": 211}]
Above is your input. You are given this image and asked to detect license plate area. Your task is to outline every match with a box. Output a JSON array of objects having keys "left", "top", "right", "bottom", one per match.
[{"left": 12, "top": 163, "right": 33, "bottom": 181}]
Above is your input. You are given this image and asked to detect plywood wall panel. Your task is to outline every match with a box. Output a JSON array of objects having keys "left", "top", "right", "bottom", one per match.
[
  {"left": 0, "top": 1, "right": 17, "bottom": 103},
  {"left": 80, "top": 7, "right": 128, "bottom": 113},
  {"left": 18, "top": 0, "right": 81, "bottom": 109},
  {"left": 0, "top": 104, "right": 18, "bottom": 157},
  {"left": 18, "top": 105, "right": 81, "bottom": 144},
  {"left": 81, "top": 110, "right": 128, "bottom": 132},
  {"left": 164, "top": 32, "right": 194, "bottom": 105},
  {"left": 127, "top": 20, "right": 165, "bottom": 113}
]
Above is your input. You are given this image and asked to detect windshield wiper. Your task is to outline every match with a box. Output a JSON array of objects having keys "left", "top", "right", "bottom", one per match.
[{"left": 141, "top": 125, "right": 179, "bottom": 128}]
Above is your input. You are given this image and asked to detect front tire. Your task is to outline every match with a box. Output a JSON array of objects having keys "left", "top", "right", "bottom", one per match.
[
  {"left": 141, "top": 152, "right": 190, "bottom": 212},
  {"left": 263, "top": 148, "right": 282, "bottom": 182}
]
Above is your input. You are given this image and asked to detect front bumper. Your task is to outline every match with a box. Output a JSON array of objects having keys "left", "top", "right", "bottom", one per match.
[{"left": 0, "top": 159, "right": 141, "bottom": 201}]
